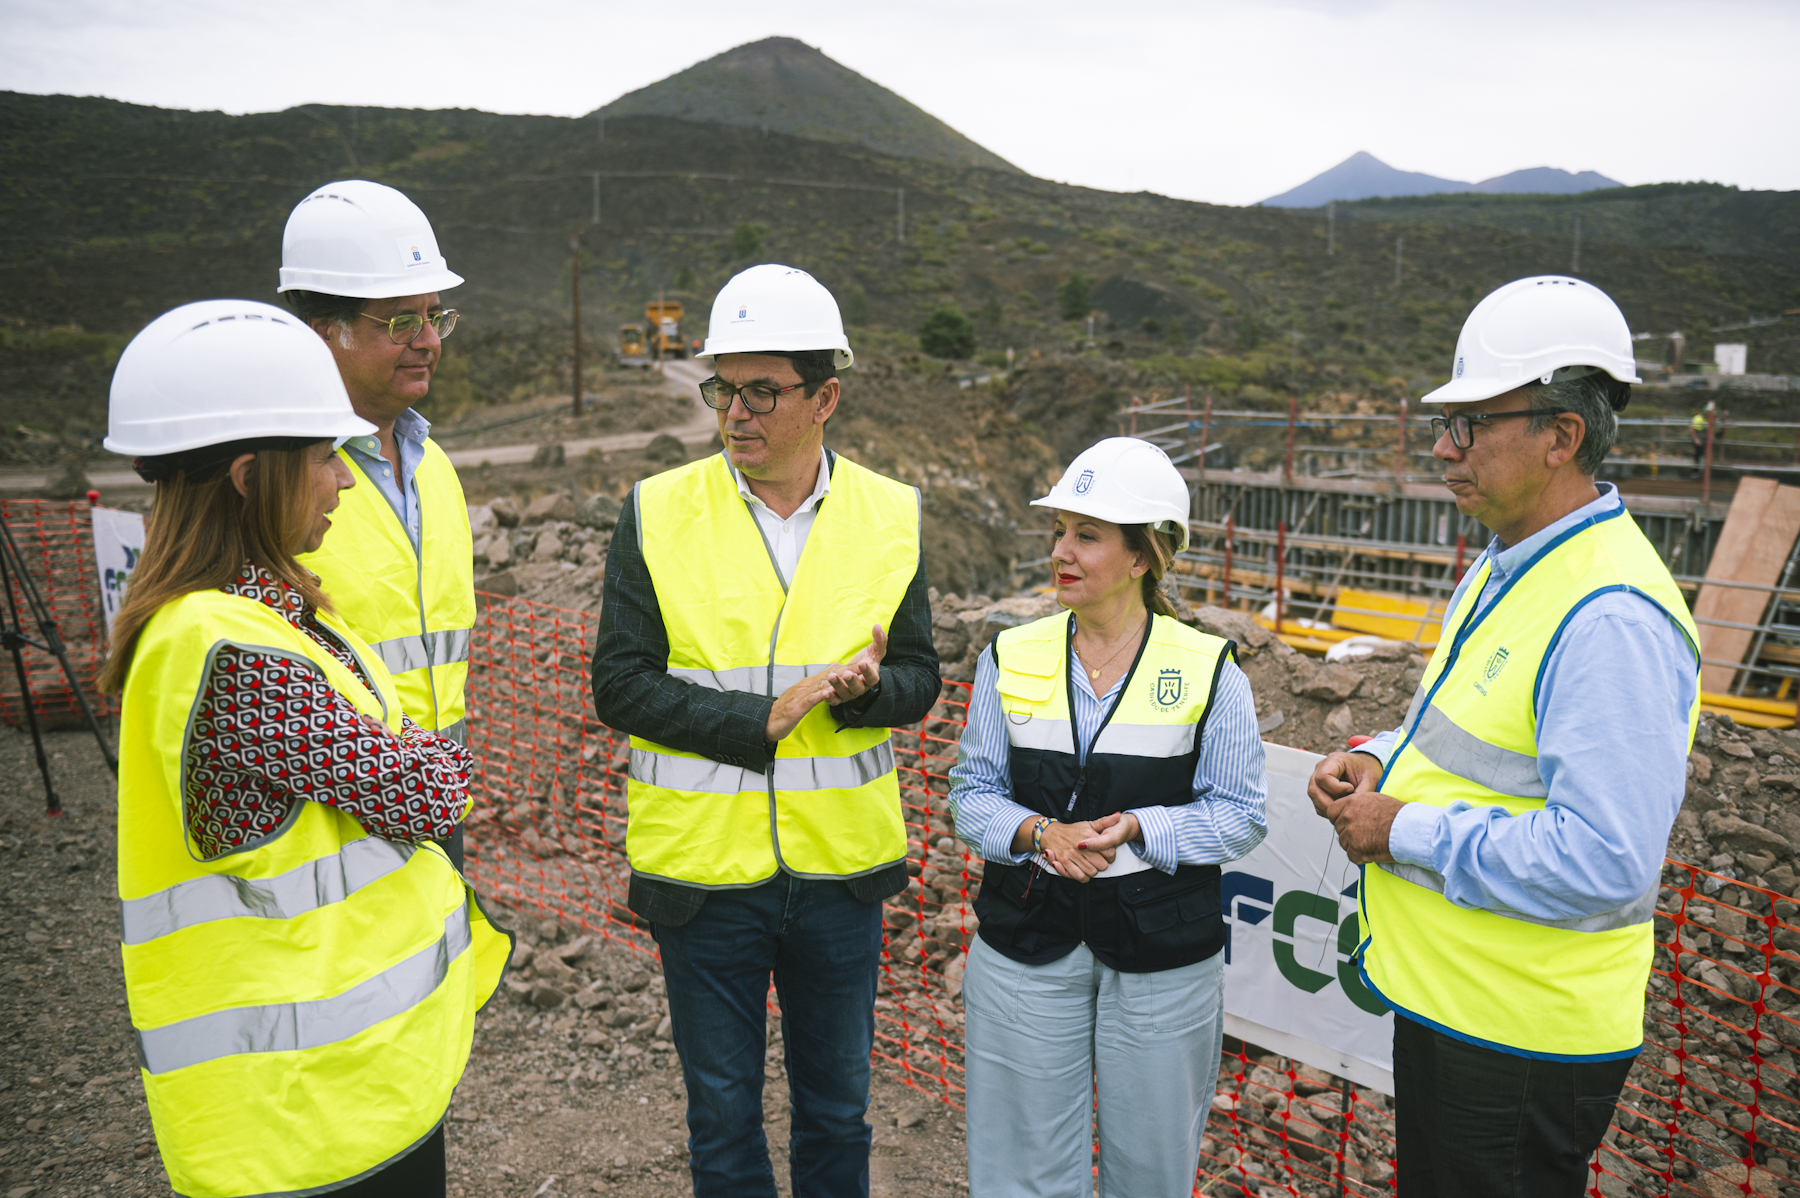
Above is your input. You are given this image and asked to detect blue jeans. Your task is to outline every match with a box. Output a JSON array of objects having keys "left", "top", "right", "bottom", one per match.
[{"left": 653, "top": 873, "right": 883, "bottom": 1198}]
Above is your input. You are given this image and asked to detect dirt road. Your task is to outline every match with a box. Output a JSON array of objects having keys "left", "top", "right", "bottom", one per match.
[{"left": 0, "top": 361, "right": 717, "bottom": 497}]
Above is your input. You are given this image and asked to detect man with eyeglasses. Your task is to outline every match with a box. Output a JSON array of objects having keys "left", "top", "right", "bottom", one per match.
[
  {"left": 281, "top": 180, "right": 477, "bottom": 867},
  {"left": 590, "top": 264, "right": 940, "bottom": 1198},
  {"left": 1308, "top": 276, "right": 1701, "bottom": 1197}
]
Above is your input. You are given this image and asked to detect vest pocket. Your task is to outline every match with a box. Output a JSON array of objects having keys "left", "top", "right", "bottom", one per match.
[{"left": 1117, "top": 871, "right": 1220, "bottom": 936}]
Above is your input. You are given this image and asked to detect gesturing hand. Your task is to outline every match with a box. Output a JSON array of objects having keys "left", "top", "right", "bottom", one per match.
[
  {"left": 824, "top": 624, "right": 887, "bottom": 707},
  {"left": 765, "top": 672, "right": 835, "bottom": 743}
]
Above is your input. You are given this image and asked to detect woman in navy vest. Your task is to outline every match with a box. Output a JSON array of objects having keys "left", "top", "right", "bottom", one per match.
[{"left": 949, "top": 438, "right": 1268, "bottom": 1198}]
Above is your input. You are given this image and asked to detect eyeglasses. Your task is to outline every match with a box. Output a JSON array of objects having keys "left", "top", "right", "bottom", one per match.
[
  {"left": 359, "top": 309, "right": 459, "bottom": 344},
  {"left": 1429, "top": 409, "right": 1564, "bottom": 450},
  {"left": 699, "top": 376, "right": 806, "bottom": 415}
]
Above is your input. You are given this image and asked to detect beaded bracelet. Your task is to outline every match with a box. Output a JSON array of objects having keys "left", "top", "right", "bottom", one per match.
[{"left": 1030, "top": 816, "right": 1053, "bottom": 856}]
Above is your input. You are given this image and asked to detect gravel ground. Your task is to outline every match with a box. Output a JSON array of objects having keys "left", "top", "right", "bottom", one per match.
[{"left": 0, "top": 725, "right": 967, "bottom": 1198}]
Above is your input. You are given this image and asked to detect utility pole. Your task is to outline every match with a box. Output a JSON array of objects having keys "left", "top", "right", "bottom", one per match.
[
  {"left": 896, "top": 188, "right": 905, "bottom": 243},
  {"left": 592, "top": 173, "right": 600, "bottom": 225},
  {"left": 1394, "top": 237, "right": 1404, "bottom": 287},
  {"left": 1327, "top": 200, "right": 1335, "bottom": 255},
  {"left": 570, "top": 235, "right": 583, "bottom": 417},
  {"left": 1571, "top": 214, "right": 1582, "bottom": 273}
]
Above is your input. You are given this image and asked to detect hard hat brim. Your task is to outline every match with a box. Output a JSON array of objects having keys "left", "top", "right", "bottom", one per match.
[
  {"left": 1422, "top": 363, "right": 1642, "bottom": 406},
  {"left": 698, "top": 337, "right": 853, "bottom": 371},
  {"left": 103, "top": 411, "right": 377, "bottom": 457},
  {"left": 1029, "top": 494, "right": 1190, "bottom": 553},
  {"left": 276, "top": 266, "right": 465, "bottom": 299}
]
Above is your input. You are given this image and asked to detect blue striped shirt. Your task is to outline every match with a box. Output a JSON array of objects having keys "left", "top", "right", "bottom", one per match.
[{"left": 949, "top": 626, "right": 1268, "bottom": 873}]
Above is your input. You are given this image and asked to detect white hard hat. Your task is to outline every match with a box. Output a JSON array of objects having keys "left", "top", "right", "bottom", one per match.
[
  {"left": 278, "top": 179, "right": 463, "bottom": 299},
  {"left": 1032, "top": 437, "right": 1191, "bottom": 552},
  {"left": 1424, "top": 275, "right": 1640, "bottom": 406},
  {"left": 697, "top": 264, "right": 854, "bottom": 370},
  {"left": 105, "top": 300, "right": 375, "bottom": 458}
]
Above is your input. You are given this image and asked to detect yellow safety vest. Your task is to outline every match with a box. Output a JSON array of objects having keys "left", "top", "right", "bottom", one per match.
[
  {"left": 117, "top": 588, "right": 510, "bottom": 1197},
  {"left": 626, "top": 450, "right": 919, "bottom": 887},
  {"left": 299, "top": 440, "right": 474, "bottom": 741},
  {"left": 1360, "top": 505, "right": 1699, "bottom": 1059}
]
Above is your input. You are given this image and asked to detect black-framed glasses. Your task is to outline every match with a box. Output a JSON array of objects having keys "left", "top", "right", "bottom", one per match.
[
  {"left": 359, "top": 309, "right": 459, "bottom": 344},
  {"left": 1430, "top": 409, "right": 1564, "bottom": 450},
  {"left": 698, "top": 376, "right": 805, "bottom": 414}
]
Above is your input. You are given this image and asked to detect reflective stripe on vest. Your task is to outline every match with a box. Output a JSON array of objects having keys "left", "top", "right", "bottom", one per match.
[
  {"left": 117, "top": 590, "right": 510, "bottom": 1197},
  {"left": 121, "top": 838, "right": 415, "bottom": 945},
  {"left": 627, "top": 451, "right": 919, "bottom": 887},
  {"left": 1360, "top": 506, "right": 1700, "bottom": 1059},
  {"left": 298, "top": 440, "right": 474, "bottom": 733},
  {"left": 138, "top": 905, "right": 472, "bottom": 1075},
  {"left": 369, "top": 627, "right": 471, "bottom": 676}
]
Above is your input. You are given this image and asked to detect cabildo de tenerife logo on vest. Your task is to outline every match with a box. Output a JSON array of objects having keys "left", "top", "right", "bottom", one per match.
[
  {"left": 1152, "top": 667, "right": 1186, "bottom": 710},
  {"left": 1474, "top": 645, "right": 1509, "bottom": 696}
]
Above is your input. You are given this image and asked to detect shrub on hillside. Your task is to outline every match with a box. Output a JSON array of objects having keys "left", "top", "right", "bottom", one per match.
[
  {"left": 919, "top": 306, "right": 977, "bottom": 359},
  {"left": 1057, "top": 274, "right": 1092, "bottom": 322}
]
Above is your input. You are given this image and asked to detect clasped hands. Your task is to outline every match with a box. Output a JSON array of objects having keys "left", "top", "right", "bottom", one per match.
[
  {"left": 764, "top": 625, "right": 887, "bottom": 742},
  {"left": 1306, "top": 750, "right": 1403, "bottom": 865},
  {"left": 1011, "top": 812, "right": 1141, "bottom": 883}
]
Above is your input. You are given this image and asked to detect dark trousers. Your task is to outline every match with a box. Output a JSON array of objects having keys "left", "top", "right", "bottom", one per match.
[
  {"left": 1394, "top": 1014, "right": 1634, "bottom": 1197},
  {"left": 653, "top": 873, "right": 883, "bottom": 1198},
  {"left": 335, "top": 1124, "right": 445, "bottom": 1196}
]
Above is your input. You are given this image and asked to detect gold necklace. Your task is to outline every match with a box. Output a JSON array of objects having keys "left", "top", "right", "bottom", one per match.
[{"left": 1074, "top": 617, "right": 1145, "bottom": 681}]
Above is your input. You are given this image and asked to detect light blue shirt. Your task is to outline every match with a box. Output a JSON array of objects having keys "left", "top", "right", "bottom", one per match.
[
  {"left": 341, "top": 407, "right": 430, "bottom": 550},
  {"left": 1362, "top": 483, "right": 1699, "bottom": 921},
  {"left": 949, "top": 618, "right": 1268, "bottom": 873}
]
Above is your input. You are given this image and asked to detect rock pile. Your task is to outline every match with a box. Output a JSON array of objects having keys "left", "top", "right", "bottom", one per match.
[{"left": 468, "top": 492, "right": 619, "bottom": 608}]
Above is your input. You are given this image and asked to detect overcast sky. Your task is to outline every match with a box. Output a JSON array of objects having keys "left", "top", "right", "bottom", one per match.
[{"left": 3, "top": 0, "right": 1793, "bottom": 206}]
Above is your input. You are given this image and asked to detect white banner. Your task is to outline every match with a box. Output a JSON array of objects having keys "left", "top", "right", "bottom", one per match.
[
  {"left": 90, "top": 506, "right": 146, "bottom": 635},
  {"left": 1222, "top": 742, "right": 1395, "bottom": 1094}
]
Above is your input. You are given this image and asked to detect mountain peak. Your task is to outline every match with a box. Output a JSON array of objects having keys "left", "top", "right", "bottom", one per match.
[
  {"left": 594, "top": 37, "right": 1019, "bottom": 173},
  {"left": 1264, "top": 152, "right": 1622, "bottom": 208}
]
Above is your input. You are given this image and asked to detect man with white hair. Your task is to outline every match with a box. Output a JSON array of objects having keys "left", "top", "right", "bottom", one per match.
[{"left": 1309, "top": 277, "right": 1700, "bottom": 1195}]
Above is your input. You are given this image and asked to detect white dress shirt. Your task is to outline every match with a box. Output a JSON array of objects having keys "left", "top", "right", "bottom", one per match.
[{"left": 733, "top": 446, "right": 831, "bottom": 584}]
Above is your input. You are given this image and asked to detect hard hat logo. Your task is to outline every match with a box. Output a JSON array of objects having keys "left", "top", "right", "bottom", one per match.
[
  {"left": 1455, "top": 357, "right": 1465, "bottom": 379},
  {"left": 1074, "top": 470, "right": 1095, "bottom": 495},
  {"left": 738, "top": 307, "right": 749, "bottom": 320}
]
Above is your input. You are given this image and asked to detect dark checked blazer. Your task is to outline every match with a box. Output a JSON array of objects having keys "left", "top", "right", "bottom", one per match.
[{"left": 590, "top": 449, "right": 940, "bottom": 926}]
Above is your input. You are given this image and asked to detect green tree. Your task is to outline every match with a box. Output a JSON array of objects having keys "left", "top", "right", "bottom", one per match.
[
  {"left": 918, "top": 306, "right": 977, "bottom": 359},
  {"left": 1057, "top": 273, "right": 1092, "bottom": 321},
  {"left": 839, "top": 283, "right": 870, "bottom": 327},
  {"left": 729, "top": 221, "right": 766, "bottom": 260},
  {"left": 672, "top": 264, "right": 697, "bottom": 291}
]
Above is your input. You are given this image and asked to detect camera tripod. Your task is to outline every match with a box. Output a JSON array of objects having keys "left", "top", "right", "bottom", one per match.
[{"left": 0, "top": 509, "right": 118, "bottom": 816}]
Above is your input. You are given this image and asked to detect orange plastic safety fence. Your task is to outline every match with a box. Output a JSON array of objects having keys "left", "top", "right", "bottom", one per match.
[
  {"left": 460, "top": 592, "right": 1799, "bottom": 1197},
  {"left": 0, "top": 499, "right": 112, "bottom": 728}
]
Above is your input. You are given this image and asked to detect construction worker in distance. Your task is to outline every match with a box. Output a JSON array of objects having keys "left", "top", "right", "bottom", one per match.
[
  {"left": 1691, "top": 405, "right": 1712, "bottom": 472},
  {"left": 589, "top": 264, "right": 941, "bottom": 1198},
  {"left": 279, "top": 180, "right": 476, "bottom": 868},
  {"left": 948, "top": 437, "right": 1267, "bottom": 1198},
  {"left": 99, "top": 300, "right": 509, "bottom": 1198},
  {"left": 1308, "top": 276, "right": 1701, "bottom": 1197}
]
